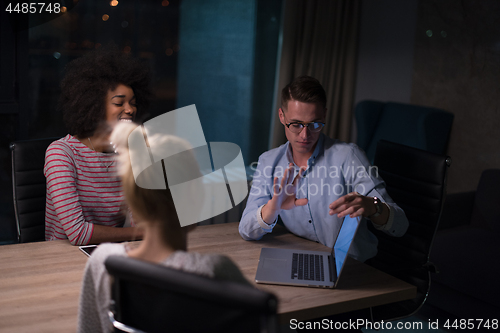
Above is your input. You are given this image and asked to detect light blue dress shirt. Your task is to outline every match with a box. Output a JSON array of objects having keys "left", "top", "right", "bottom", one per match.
[{"left": 239, "top": 134, "right": 409, "bottom": 262}]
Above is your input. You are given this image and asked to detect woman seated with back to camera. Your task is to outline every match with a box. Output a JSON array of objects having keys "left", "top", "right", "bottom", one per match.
[
  {"left": 77, "top": 122, "right": 250, "bottom": 333},
  {"left": 44, "top": 47, "right": 150, "bottom": 245}
]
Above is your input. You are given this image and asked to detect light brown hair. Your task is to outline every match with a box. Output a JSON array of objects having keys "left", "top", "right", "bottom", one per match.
[{"left": 281, "top": 76, "right": 327, "bottom": 110}]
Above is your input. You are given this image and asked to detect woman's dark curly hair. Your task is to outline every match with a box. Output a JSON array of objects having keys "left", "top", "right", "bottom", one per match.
[{"left": 59, "top": 46, "right": 151, "bottom": 138}]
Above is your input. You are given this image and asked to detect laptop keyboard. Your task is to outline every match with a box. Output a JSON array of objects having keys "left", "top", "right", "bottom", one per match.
[{"left": 291, "top": 253, "right": 325, "bottom": 281}]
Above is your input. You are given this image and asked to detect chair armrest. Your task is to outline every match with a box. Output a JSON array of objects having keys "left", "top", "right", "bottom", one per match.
[
  {"left": 439, "top": 191, "right": 475, "bottom": 230},
  {"left": 108, "top": 311, "right": 145, "bottom": 333}
]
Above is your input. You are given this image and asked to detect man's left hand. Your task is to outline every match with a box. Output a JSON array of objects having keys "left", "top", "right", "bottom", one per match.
[{"left": 329, "top": 192, "right": 376, "bottom": 219}]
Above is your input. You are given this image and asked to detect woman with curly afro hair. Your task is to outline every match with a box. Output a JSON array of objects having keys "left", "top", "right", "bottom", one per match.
[{"left": 44, "top": 46, "right": 151, "bottom": 246}]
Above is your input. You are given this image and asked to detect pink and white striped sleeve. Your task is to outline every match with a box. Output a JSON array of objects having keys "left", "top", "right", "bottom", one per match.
[{"left": 45, "top": 142, "right": 94, "bottom": 245}]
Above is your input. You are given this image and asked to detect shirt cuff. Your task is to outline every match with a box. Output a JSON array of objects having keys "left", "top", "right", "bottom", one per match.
[
  {"left": 372, "top": 203, "right": 394, "bottom": 231},
  {"left": 257, "top": 204, "right": 277, "bottom": 232}
]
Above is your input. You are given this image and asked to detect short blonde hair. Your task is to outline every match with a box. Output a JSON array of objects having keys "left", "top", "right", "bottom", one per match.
[{"left": 111, "top": 123, "right": 201, "bottom": 241}]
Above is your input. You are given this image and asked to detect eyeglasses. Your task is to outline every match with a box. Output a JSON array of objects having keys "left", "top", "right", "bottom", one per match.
[{"left": 285, "top": 121, "right": 325, "bottom": 134}]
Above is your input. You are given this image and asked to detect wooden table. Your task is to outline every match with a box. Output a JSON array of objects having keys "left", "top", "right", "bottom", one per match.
[{"left": 0, "top": 222, "right": 416, "bottom": 332}]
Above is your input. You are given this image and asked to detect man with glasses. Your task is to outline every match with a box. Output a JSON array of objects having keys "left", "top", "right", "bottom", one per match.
[{"left": 239, "top": 76, "right": 408, "bottom": 262}]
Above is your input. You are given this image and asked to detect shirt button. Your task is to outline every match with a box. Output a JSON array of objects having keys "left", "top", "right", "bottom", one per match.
[{"left": 308, "top": 220, "right": 312, "bottom": 223}]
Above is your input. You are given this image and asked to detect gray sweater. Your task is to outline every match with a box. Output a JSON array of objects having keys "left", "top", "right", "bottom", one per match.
[{"left": 77, "top": 243, "right": 250, "bottom": 333}]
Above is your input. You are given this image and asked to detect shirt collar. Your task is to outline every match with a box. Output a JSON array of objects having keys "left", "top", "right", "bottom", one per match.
[{"left": 285, "top": 133, "right": 325, "bottom": 167}]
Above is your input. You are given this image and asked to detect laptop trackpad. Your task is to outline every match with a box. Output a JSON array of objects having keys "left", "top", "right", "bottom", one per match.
[
  {"left": 259, "top": 258, "right": 288, "bottom": 280},
  {"left": 263, "top": 258, "right": 287, "bottom": 271}
]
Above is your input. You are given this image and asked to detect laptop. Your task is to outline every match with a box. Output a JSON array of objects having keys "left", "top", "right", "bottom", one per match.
[{"left": 255, "top": 215, "right": 361, "bottom": 288}]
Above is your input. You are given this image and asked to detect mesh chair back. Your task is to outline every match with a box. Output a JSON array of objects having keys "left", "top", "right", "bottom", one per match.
[
  {"left": 368, "top": 140, "right": 451, "bottom": 320},
  {"left": 105, "top": 255, "right": 278, "bottom": 333},
  {"left": 10, "top": 138, "right": 58, "bottom": 243}
]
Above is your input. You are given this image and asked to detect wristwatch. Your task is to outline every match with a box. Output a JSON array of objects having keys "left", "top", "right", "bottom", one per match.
[{"left": 370, "top": 196, "right": 384, "bottom": 218}]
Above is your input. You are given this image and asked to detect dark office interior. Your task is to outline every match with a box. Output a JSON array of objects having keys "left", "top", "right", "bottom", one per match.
[{"left": 1, "top": 0, "right": 499, "bottom": 332}]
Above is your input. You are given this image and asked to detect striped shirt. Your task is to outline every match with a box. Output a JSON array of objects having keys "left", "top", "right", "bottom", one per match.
[{"left": 44, "top": 135, "right": 125, "bottom": 245}]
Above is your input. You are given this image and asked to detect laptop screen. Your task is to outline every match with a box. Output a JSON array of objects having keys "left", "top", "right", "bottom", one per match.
[{"left": 332, "top": 215, "right": 360, "bottom": 282}]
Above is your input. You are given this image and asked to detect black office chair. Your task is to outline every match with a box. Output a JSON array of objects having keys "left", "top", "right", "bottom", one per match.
[
  {"left": 10, "top": 137, "right": 58, "bottom": 243},
  {"left": 105, "top": 255, "right": 279, "bottom": 333},
  {"left": 367, "top": 140, "right": 451, "bottom": 321},
  {"left": 355, "top": 100, "right": 454, "bottom": 163}
]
